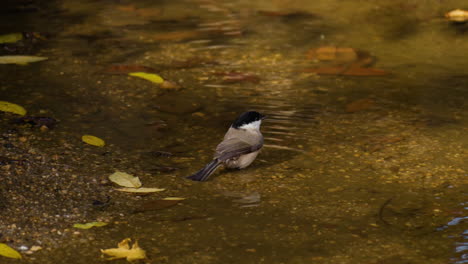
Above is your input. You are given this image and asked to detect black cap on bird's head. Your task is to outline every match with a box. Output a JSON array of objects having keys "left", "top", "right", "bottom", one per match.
[{"left": 231, "top": 111, "right": 265, "bottom": 129}]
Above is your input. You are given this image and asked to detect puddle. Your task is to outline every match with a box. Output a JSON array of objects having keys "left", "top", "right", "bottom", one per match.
[{"left": 0, "top": 0, "right": 467, "bottom": 263}]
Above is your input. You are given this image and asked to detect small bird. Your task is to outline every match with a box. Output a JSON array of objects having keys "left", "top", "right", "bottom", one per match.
[{"left": 187, "top": 111, "right": 265, "bottom": 181}]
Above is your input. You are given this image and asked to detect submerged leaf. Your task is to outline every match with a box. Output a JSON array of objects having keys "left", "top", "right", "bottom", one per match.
[
  {"left": 0, "top": 33, "right": 23, "bottom": 44},
  {"left": 101, "top": 238, "right": 146, "bottom": 262},
  {"left": 128, "top": 72, "right": 164, "bottom": 84},
  {"left": 109, "top": 171, "right": 142, "bottom": 188},
  {"left": 0, "top": 101, "right": 27, "bottom": 116},
  {"left": 0, "top": 55, "right": 48, "bottom": 65},
  {"left": 73, "top": 221, "right": 108, "bottom": 229},
  {"left": 0, "top": 243, "right": 22, "bottom": 259},
  {"left": 346, "top": 98, "right": 375, "bottom": 113},
  {"left": 115, "top": 187, "right": 165, "bottom": 193},
  {"left": 82, "top": 135, "right": 105, "bottom": 147}
]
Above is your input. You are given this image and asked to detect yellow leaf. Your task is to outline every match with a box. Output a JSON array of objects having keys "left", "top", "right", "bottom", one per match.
[
  {"left": 115, "top": 187, "right": 165, "bottom": 193},
  {"left": 162, "top": 197, "right": 185, "bottom": 200},
  {"left": 82, "top": 135, "right": 105, "bottom": 147},
  {"left": 109, "top": 171, "right": 142, "bottom": 188},
  {"left": 0, "top": 101, "right": 27, "bottom": 116},
  {"left": 0, "top": 243, "right": 22, "bottom": 259},
  {"left": 73, "top": 221, "right": 108, "bottom": 229},
  {"left": 0, "top": 55, "right": 48, "bottom": 65},
  {"left": 101, "top": 238, "right": 147, "bottom": 262},
  {"left": 0, "top": 33, "right": 23, "bottom": 44},
  {"left": 128, "top": 72, "right": 164, "bottom": 84}
]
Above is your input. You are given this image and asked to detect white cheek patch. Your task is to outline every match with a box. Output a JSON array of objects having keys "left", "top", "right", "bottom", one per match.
[{"left": 240, "top": 120, "right": 261, "bottom": 130}]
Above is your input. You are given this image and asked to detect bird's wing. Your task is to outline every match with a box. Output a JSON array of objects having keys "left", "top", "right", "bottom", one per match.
[{"left": 214, "top": 137, "right": 263, "bottom": 161}]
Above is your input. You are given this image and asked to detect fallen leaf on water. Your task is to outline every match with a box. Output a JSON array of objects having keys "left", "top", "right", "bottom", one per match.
[
  {"left": 0, "top": 55, "right": 48, "bottom": 65},
  {"left": 115, "top": 187, "right": 165, "bottom": 193},
  {"left": 0, "top": 243, "right": 22, "bottom": 259},
  {"left": 73, "top": 221, "right": 108, "bottom": 229},
  {"left": 104, "top": 64, "right": 157, "bottom": 74},
  {"left": 445, "top": 9, "right": 468, "bottom": 22},
  {"left": 306, "top": 46, "right": 357, "bottom": 62},
  {"left": 0, "top": 33, "right": 23, "bottom": 44},
  {"left": 346, "top": 98, "right": 375, "bottom": 113},
  {"left": 128, "top": 72, "right": 164, "bottom": 84},
  {"left": 101, "top": 238, "right": 146, "bottom": 262},
  {"left": 82, "top": 135, "right": 105, "bottom": 147},
  {"left": 109, "top": 171, "right": 142, "bottom": 188},
  {"left": 162, "top": 197, "right": 185, "bottom": 201},
  {"left": 0, "top": 101, "right": 26, "bottom": 116}
]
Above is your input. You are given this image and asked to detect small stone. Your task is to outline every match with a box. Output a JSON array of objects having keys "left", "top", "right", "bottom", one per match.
[{"left": 160, "top": 80, "right": 180, "bottom": 90}]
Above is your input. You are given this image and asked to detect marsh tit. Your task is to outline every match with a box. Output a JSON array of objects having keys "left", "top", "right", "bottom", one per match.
[{"left": 187, "top": 111, "right": 265, "bottom": 181}]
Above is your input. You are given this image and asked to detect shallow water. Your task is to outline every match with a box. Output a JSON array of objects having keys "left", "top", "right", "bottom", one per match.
[{"left": 1, "top": 0, "right": 467, "bottom": 263}]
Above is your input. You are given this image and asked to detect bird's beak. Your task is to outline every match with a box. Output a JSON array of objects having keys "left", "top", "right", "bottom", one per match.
[{"left": 261, "top": 115, "right": 267, "bottom": 120}]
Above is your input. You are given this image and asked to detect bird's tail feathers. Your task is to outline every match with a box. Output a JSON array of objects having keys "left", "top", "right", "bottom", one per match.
[{"left": 187, "top": 159, "right": 221, "bottom": 181}]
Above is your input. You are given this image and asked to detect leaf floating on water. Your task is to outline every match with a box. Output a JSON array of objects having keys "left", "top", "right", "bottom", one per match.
[
  {"left": 161, "top": 197, "right": 185, "bottom": 201},
  {"left": 445, "top": 9, "right": 468, "bottom": 22},
  {"left": 0, "top": 243, "right": 22, "bottom": 259},
  {"left": 101, "top": 238, "right": 147, "bottom": 262},
  {"left": 82, "top": 135, "right": 105, "bottom": 147},
  {"left": 115, "top": 187, "right": 165, "bottom": 193},
  {"left": 0, "top": 33, "right": 23, "bottom": 44},
  {"left": 109, "top": 171, "right": 142, "bottom": 188},
  {"left": 73, "top": 221, "right": 108, "bottom": 229},
  {"left": 0, "top": 101, "right": 27, "bottom": 116},
  {"left": 307, "top": 46, "right": 358, "bottom": 62},
  {"left": 128, "top": 72, "right": 164, "bottom": 84},
  {"left": 0, "top": 55, "right": 48, "bottom": 65}
]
